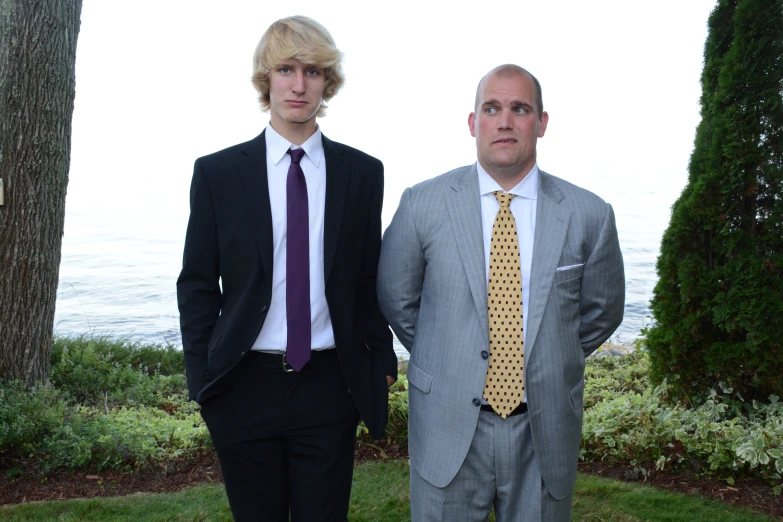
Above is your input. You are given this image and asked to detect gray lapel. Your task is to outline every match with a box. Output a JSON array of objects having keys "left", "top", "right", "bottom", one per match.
[
  {"left": 445, "top": 165, "right": 489, "bottom": 343},
  {"left": 525, "top": 171, "right": 571, "bottom": 361}
]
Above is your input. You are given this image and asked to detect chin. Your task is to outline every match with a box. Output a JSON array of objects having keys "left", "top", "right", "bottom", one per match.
[
  {"left": 289, "top": 112, "right": 318, "bottom": 124},
  {"left": 490, "top": 154, "right": 519, "bottom": 167}
]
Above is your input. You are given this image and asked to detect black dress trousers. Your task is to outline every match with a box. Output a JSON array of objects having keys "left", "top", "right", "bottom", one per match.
[{"left": 200, "top": 349, "right": 359, "bottom": 522}]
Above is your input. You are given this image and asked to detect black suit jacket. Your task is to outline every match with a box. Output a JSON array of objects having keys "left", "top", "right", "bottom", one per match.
[{"left": 177, "top": 130, "right": 397, "bottom": 440}]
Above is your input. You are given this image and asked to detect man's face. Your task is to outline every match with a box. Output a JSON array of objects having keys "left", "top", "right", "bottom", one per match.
[
  {"left": 268, "top": 59, "right": 325, "bottom": 129},
  {"left": 468, "top": 73, "right": 548, "bottom": 179}
]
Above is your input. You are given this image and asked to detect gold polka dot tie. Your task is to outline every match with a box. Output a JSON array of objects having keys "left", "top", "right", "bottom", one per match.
[{"left": 483, "top": 191, "right": 524, "bottom": 419}]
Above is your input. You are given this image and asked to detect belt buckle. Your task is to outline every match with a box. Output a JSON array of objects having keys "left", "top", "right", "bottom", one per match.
[{"left": 282, "top": 356, "right": 295, "bottom": 373}]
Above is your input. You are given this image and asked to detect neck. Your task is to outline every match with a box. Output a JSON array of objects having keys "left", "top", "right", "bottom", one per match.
[
  {"left": 482, "top": 162, "right": 535, "bottom": 191},
  {"left": 270, "top": 118, "right": 318, "bottom": 146}
]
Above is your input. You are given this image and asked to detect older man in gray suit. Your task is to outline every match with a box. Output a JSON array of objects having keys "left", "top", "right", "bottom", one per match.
[{"left": 377, "top": 64, "right": 625, "bottom": 521}]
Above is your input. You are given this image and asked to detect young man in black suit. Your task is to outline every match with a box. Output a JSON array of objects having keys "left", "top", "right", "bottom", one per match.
[{"left": 176, "top": 15, "right": 397, "bottom": 521}]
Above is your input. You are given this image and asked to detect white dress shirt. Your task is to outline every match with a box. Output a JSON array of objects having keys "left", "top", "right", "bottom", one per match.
[
  {"left": 477, "top": 161, "right": 539, "bottom": 345},
  {"left": 251, "top": 124, "right": 336, "bottom": 352}
]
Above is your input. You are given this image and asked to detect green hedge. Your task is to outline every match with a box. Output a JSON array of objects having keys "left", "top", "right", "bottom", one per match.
[
  {"left": 50, "top": 336, "right": 186, "bottom": 408},
  {"left": 1, "top": 337, "right": 206, "bottom": 474},
  {"left": 2, "top": 336, "right": 782, "bottom": 491},
  {"left": 0, "top": 379, "right": 209, "bottom": 474}
]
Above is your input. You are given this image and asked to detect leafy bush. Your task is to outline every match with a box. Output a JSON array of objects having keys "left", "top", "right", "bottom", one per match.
[
  {"left": 52, "top": 335, "right": 185, "bottom": 376},
  {"left": 0, "top": 381, "right": 68, "bottom": 457},
  {"left": 385, "top": 373, "right": 409, "bottom": 444},
  {"left": 0, "top": 382, "right": 209, "bottom": 473},
  {"left": 50, "top": 336, "right": 186, "bottom": 408},
  {"left": 582, "top": 353, "right": 783, "bottom": 490},
  {"left": 8, "top": 336, "right": 783, "bottom": 491},
  {"left": 1, "top": 336, "right": 207, "bottom": 474},
  {"left": 37, "top": 398, "right": 211, "bottom": 472},
  {"left": 584, "top": 350, "right": 650, "bottom": 409}
]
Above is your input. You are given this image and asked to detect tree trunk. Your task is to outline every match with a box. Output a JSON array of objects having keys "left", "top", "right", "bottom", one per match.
[{"left": 0, "top": 0, "right": 83, "bottom": 385}]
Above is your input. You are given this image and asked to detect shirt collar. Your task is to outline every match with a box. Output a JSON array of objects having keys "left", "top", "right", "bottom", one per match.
[
  {"left": 265, "top": 124, "right": 324, "bottom": 168},
  {"left": 476, "top": 161, "right": 539, "bottom": 200}
]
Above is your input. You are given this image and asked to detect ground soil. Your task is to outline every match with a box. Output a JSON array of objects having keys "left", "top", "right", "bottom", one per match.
[{"left": 1, "top": 445, "right": 781, "bottom": 520}]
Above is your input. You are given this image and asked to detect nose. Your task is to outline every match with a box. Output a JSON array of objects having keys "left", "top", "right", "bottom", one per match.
[
  {"left": 291, "top": 70, "right": 306, "bottom": 94},
  {"left": 498, "top": 109, "right": 513, "bottom": 130}
]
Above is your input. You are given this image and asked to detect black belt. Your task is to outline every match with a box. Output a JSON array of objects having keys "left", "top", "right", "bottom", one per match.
[
  {"left": 248, "top": 349, "right": 337, "bottom": 372},
  {"left": 480, "top": 402, "right": 528, "bottom": 417}
]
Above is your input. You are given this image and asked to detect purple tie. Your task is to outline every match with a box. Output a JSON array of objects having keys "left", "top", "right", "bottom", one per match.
[{"left": 286, "top": 148, "right": 310, "bottom": 371}]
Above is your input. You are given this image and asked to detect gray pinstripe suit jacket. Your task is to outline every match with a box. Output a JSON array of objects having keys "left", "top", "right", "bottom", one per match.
[{"left": 377, "top": 164, "right": 625, "bottom": 500}]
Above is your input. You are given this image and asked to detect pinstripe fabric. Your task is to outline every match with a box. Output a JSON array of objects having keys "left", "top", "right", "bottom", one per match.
[
  {"left": 409, "top": 410, "right": 573, "bottom": 521},
  {"left": 378, "top": 164, "right": 625, "bottom": 506}
]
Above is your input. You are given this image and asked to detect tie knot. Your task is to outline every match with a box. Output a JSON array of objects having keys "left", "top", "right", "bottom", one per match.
[
  {"left": 493, "top": 191, "right": 515, "bottom": 208},
  {"left": 288, "top": 148, "right": 305, "bottom": 165}
]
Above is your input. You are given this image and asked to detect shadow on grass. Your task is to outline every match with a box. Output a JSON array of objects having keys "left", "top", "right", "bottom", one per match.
[{"left": 0, "top": 461, "right": 775, "bottom": 522}]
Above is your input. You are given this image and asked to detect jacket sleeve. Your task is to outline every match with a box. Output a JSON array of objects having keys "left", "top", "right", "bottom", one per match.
[
  {"left": 579, "top": 204, "right": 625, "bottom": 357},
  {"left": 361, "top": 164, "right": 398, "bottom": 378},
  {"left": 377, "top": 188, "right": 426, "bottom": 352},
  {"left": 176, "top": 159, "right": 222, "bottom": 400}
]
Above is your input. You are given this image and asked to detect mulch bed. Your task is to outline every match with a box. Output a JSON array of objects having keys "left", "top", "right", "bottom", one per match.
[
  {"left": 0, "top": 445, "right": 394, "bottom": 506},
  {"left": 1, "top": 445, "right": 781, "bottom": 520},
  {"left": 0, "top": 450, "right": 223, "bottom": 506}
]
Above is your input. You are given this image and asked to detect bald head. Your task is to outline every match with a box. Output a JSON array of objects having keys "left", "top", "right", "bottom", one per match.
[{"left": 474, "top": 64, "right": 544, "bottom": 117}]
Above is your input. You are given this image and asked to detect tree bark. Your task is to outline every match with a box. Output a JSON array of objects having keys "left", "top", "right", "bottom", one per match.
[{"left": 0, "top": 0, "right": 83, "bottom": 385}]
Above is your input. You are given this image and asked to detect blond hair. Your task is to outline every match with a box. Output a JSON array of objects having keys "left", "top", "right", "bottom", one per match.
[{"left": 251, "top": 16, "right": 345, "bottom": 118}]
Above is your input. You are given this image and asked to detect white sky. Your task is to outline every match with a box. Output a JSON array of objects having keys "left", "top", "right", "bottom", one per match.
[{"left": 68, "top": 0, "right": 718, "bottom": 228}]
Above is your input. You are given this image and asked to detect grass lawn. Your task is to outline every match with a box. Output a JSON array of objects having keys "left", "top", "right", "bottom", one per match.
[{"left": 0, "top": 460, "right": 775, "bottom": 521}]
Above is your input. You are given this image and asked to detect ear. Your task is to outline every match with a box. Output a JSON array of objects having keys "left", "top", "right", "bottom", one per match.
[
  {"left": 468, "top": 112, "right": 476, "bottom": 137},
  {"left": 538, "top": 111, "right": 549, "bottom": 138}
]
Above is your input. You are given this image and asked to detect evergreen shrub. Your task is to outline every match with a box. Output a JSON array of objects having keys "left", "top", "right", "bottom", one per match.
[{"left": 646, "top": 0, "right": 783, "bottom": 402}]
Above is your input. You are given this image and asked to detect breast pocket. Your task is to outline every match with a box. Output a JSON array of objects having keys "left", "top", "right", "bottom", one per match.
[
  {"left": 553, "top": 263, "right": 584, "bottom": 284},
  {"left": 552, "top": 264, "right": 583, "bottom": 316}
]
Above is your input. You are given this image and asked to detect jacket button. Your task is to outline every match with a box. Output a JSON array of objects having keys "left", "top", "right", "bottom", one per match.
[
  {"left": 472, "top": 398, "right": 481, "bottom": 407},
  {"left": 481, "top": 351, "right": 489, "bottom": 360}
]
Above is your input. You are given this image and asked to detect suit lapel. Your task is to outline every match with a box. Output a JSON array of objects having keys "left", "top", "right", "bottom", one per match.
[
  {"left": 238, "top": 131, "right": 274, "bottom": 277},
  {"left": 446, "top": 165, "right": 489, "bottom": 343},
  {"left": 322, "top": 135, "right": 349, "bottom": 282},
  {"left": 525, "top": 171, "right": 571, "bottom": 361}
]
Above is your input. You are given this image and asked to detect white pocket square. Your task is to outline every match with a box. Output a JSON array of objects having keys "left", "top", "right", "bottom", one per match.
[{"left": 556, "top": 263, "right": 584, "bottom": 272}]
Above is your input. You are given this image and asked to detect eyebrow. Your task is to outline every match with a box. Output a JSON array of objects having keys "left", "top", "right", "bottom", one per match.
[
  {"left": 278, "top": 60, "right": 319, "bottom": 66},
  {"left": 276, "top": 61, "right": 318, "bottom": 69},
  {"left": 482, "top": 100, "right": 534, "bottom": 109}
]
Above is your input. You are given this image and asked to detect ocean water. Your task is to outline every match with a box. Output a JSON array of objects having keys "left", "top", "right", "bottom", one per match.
[{"left": 55, "top": 183, "right": 678, "bottom": 359}]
